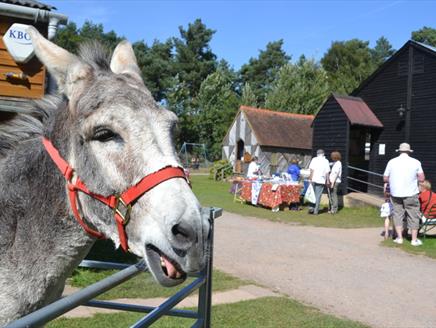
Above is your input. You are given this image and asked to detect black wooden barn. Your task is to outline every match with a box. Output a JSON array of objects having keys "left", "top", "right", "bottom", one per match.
[{"left": 313, "top": 40, "right": 436, "bottom": 195}]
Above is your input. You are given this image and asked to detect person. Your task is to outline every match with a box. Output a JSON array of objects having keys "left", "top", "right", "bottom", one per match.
[
  {"left": 419, "top": 180, "right": 436, "bottom": 221},
  {"left": 328, "top": 151, "right": 342, "bottom": 214},
  {"left": 287, "top": 158, "right": 301, "bottom": 210},
  {"left": 287, "top": 158, "right": 301, "bottom": 182},
  {"left": 308, "top": 149, "right": 330, "bottom": 215},
  {"left": 383, "top": 143, "right": 425, "bottom": 246},
  {"left": 247, "top": 156, "right": 260, "bottom": 179},
  {"left": 380, "top": 183, "right": 394, "bottom": 240}
]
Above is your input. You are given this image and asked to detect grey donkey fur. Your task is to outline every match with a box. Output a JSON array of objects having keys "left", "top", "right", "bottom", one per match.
[{"left": 0, "top": 28, "right": 208, "bottom": 326}]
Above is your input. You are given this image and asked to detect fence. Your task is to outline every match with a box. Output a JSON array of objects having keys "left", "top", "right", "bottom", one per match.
[
  {"left": 7, "top": 207, "right": 222, "bottom": 328},
  {"left": 347, "top": 165, "right": 384, "bottom": 196},
  {"left": 214, "top": 163, "right": 233, "bottom": 181}
]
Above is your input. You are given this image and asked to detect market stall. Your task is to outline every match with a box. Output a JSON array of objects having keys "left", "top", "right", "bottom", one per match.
[{"left": 239, "top": 180, "right": 301, "bottom": 211}]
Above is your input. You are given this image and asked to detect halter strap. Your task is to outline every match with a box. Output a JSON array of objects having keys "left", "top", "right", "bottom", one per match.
[{"left": 42, "top": 137, "right": 188, "bottom": 251}]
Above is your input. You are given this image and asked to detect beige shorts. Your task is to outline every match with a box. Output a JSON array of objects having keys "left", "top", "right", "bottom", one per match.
[{"left": 391, "top": 195, "right": 421, "bottom": 230}]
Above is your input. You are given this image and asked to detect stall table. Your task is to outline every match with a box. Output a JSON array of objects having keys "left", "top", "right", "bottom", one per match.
[{"left": 240, "top": 180, "right": 301, "bottom": 210}]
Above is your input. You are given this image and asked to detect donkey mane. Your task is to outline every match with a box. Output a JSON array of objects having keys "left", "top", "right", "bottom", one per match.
[
  {"left": 77, "top": 41, "right": 112, "bottom": 71},
  {"left": 0, "top": 42, "right": 114, "bottom": 158}
]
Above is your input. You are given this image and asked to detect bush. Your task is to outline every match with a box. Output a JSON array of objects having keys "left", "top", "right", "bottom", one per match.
[{"left": 209, "top": 160, "right": 233, "bottom": 180}]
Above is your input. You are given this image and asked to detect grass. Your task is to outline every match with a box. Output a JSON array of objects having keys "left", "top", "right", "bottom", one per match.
[
  {"left": 191, "top": 175, "right": 381, "bottom": 228},
  {"left": 69, "top": 239, "right": 250, "bottom": 300},
  {"left": 382, "top": 235, "right": 436, "bottom": 259},
  {"left": 47, "top": 296, "right": 369, "bottom": 328},
  {"left": 70, "top": 268, "right": 249, "bottom": 300}
]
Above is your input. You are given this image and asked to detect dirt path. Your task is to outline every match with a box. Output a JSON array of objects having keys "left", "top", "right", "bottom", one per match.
[{"left": 213, "top": 212, "right": 436, "bottom": 328}]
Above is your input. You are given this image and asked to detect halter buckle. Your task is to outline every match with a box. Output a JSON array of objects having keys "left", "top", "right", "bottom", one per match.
[{"left": 114, "top": 195, "right": 132, "bottom": 225}]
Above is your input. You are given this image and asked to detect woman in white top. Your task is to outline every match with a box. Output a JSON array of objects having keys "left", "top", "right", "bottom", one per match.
[
  {"left": 247, "top": 156, "right": 260, "bottom": 179},
  {"left": 329, "top": 151, "right": 342, "bottom": 214}
]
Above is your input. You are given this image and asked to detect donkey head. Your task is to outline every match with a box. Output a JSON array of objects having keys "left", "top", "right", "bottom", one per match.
[{"left": 28, "top": 27, "right": 209, "bottom": 287}]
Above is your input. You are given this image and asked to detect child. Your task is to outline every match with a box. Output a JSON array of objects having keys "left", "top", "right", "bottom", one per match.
[
  {"left": 380, "top": 182, "right": 394, "bottom": 239},
  {"left": 380, "top": 199, "right": 393, "bottom": 240}
]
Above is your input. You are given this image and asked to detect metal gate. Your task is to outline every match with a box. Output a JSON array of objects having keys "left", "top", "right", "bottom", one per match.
[{"left": 7, "top": 207, "right": 222, "bottom": 328}]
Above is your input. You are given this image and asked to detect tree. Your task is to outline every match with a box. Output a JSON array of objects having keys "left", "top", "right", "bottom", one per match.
[
  {"left": 196, "top": 67, "right": 240, "bottom": 159},
  {"left": 240, "top": 82, "right": 258, "bottom": 107},
  {"left": 166, "top": 75, "right": 197, "bottom": 146},
  {"left": 173, "top": 19, "right": 217, "bottom": 99},
  {"left": 321, "top": 39, "right": 375, "bottom": 94},
  {"left": 412, "top": 26, "right": 436, "bottom": 47},
  {"left": 133, "top": 39, "right": 174, "bottom": 101},
  {"left": 53, "top": 22, "right": 81, "bottom": 53},
  {"left": 265, "top": 57, "right": 330, "bottom": 115},
  {"left": 371, "top": 36, "right": 395, "bottom": 66},
  {"left": 54, "top": 21, "right": 122, "bottom": 53},
  {"left": 239, "top": 40, "right": 291, "bottom": 105}
]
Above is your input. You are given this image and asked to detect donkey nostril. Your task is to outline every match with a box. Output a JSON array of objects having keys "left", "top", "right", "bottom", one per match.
[{"left": 171, "top": 222, "right": 195, "bottom": 244}]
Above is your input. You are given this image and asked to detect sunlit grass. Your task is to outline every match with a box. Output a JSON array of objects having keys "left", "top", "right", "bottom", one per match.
[
  {"left": 191, "top": 175, "right": 380, "bottom": 228},
  {"left": 381, "top": 235, "right": 436, "bottom": 259},
  {"left": 48, "top": 297, "right": 369, "bottom": 328}
]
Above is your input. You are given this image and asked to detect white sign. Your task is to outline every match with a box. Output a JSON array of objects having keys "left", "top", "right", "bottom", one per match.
[
  {"left": 378, "top": 144, "right": 385, "bottom": 155},
  {"left": 3, "top": 23, "right": 34, "bottom": 63}
]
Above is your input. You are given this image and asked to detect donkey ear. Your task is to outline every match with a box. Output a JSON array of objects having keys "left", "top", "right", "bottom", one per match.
[
  {"left": 27, "top": 26, "right": 92, "bottom": 99},
  {"left": 110, "top": 41, "right": 143, "bottom": 83}
]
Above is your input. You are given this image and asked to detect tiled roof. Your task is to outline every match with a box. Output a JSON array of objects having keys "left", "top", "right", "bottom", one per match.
[
  {"left": 240, "top": 106, "right": 314, "bottom": 150},
  {"left": 0, "top": 0, "right": 55, "bottom": 10},
  {"left": 333, "top": 94, "right": 383, "bottom": 128}
]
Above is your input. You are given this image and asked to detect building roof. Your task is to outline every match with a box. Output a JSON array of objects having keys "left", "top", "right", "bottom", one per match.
[
  {"left": 333, "top": 94, "right": 383, "bottom": 128},
  {"left": 0, "top": 0, "right": 55, "bottom": 10},
  {"left": 352, "top": 40, "right": 436, "bottom": 96},
  {"left": 240, "top": 106, "right": 314, "bottom": 150}
]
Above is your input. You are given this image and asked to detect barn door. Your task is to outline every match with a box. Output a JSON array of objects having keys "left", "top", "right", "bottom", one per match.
[{"left": 348, "top": 126, "right": 372, "bottom": 192}]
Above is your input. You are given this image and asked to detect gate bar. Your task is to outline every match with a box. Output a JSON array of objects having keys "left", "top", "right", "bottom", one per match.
[
  {"left": 85, "top": 300, "right": 198, "bottom": 319},
  {"left": 130, "top": 276, "right": 206, "bottom": 328},
  {"left": 6, "top": 261, "right": 146, "bottom": 328}
]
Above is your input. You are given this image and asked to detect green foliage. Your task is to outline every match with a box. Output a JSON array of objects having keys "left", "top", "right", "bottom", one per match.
[
  {"left": 412, "top": 26, "right": 436, "bottom": 47},
  {"left": 173, "top": 19, "right": 217, "bottom": 99},
  {"left": 166, "top": 19, "right": 219, "bottom": 147},
  {"left": 196, "top": 67, "right": 239, "bottom": 160},
  {"left": 321, "top": 39, "right": 376, "bottom": 94},
  {"left": 240, "top": 40, "right": 291, "bottom": 105},
  {"left": 52, "top": 22, "right": 81, "bottom": 53},
  {"left": 209, "top": 160, "right": 233, "bottom": 180},
  {"left": 265, "top": 56, "right": 330, "bottom": 115},
  {"left": 371, "top": 36, "right": 395, "bottom": 66},
  {"left": 240, "top": 82, "right": 258, "bottom": 107},
  {"left": 133, "top": 39, "right": 174, "bottom": 101},
  {"left": 54, "top": 21, "right": 122, "bottom": 53}
]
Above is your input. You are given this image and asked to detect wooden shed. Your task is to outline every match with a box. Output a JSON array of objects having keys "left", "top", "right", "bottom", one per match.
[
  {"left": 0, "top": 0, "right": 67, "bottom": 110},
  {"left": 313, "top": 40, "right": 436, "bottom": 195},
  {"left": 222, "top": 106, "right": 314, "bottom": 176}
]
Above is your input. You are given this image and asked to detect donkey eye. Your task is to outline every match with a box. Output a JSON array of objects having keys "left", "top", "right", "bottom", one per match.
[{"left": 92, "top": 128, "right": 120, "bottom": 142}]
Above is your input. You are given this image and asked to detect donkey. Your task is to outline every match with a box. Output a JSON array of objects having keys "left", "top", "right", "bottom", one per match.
[{"left": 0, "top": 27, "right": 209, "bottom": 326}]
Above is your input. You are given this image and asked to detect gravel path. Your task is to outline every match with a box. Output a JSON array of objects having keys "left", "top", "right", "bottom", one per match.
[{"left": 213, "top": 212, "right": 436, "bottom": 328}]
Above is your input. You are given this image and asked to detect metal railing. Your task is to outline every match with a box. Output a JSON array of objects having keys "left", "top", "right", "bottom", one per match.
[
  {"left": 7, "top": 207, "right": 222, "bottom": 328},
  {"left": 347, "top": 165, "right": 384, "bottom": 195}
]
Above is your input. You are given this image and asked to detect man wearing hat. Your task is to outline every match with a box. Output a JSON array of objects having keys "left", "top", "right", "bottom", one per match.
[
  {"left": 383, "top": 143, "right": 425, "bottom": 246},
  {"left": 308, "top": 149, "right": 330, "bottom": 214}
]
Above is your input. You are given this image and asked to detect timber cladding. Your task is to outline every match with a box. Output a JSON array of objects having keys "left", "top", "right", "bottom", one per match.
[{"left": 0, "top": 16, "right": 47, "bottom": 99}]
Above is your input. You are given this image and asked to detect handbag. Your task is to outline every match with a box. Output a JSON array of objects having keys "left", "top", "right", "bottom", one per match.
[{"left": 304, "top": 183, "right": 316, "bottom": 204}]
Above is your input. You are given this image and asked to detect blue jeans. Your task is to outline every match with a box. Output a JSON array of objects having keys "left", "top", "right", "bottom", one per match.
[{"left": 309, "top": 183, "right": 325, "bottom": 214}]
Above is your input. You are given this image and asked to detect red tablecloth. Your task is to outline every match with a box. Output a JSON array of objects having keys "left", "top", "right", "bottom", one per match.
[{"left": 240, "top": 181, "right": 301, "bottom": 209}]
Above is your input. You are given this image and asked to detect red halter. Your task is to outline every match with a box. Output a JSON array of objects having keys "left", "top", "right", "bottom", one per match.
[{"left": 42, "top": 137, "right": 188, "bottom": 252}]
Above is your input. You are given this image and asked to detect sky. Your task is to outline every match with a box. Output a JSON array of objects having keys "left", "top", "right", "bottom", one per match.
[{"left": 49, "top": 0, "right": 436, "bottom": 70}]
